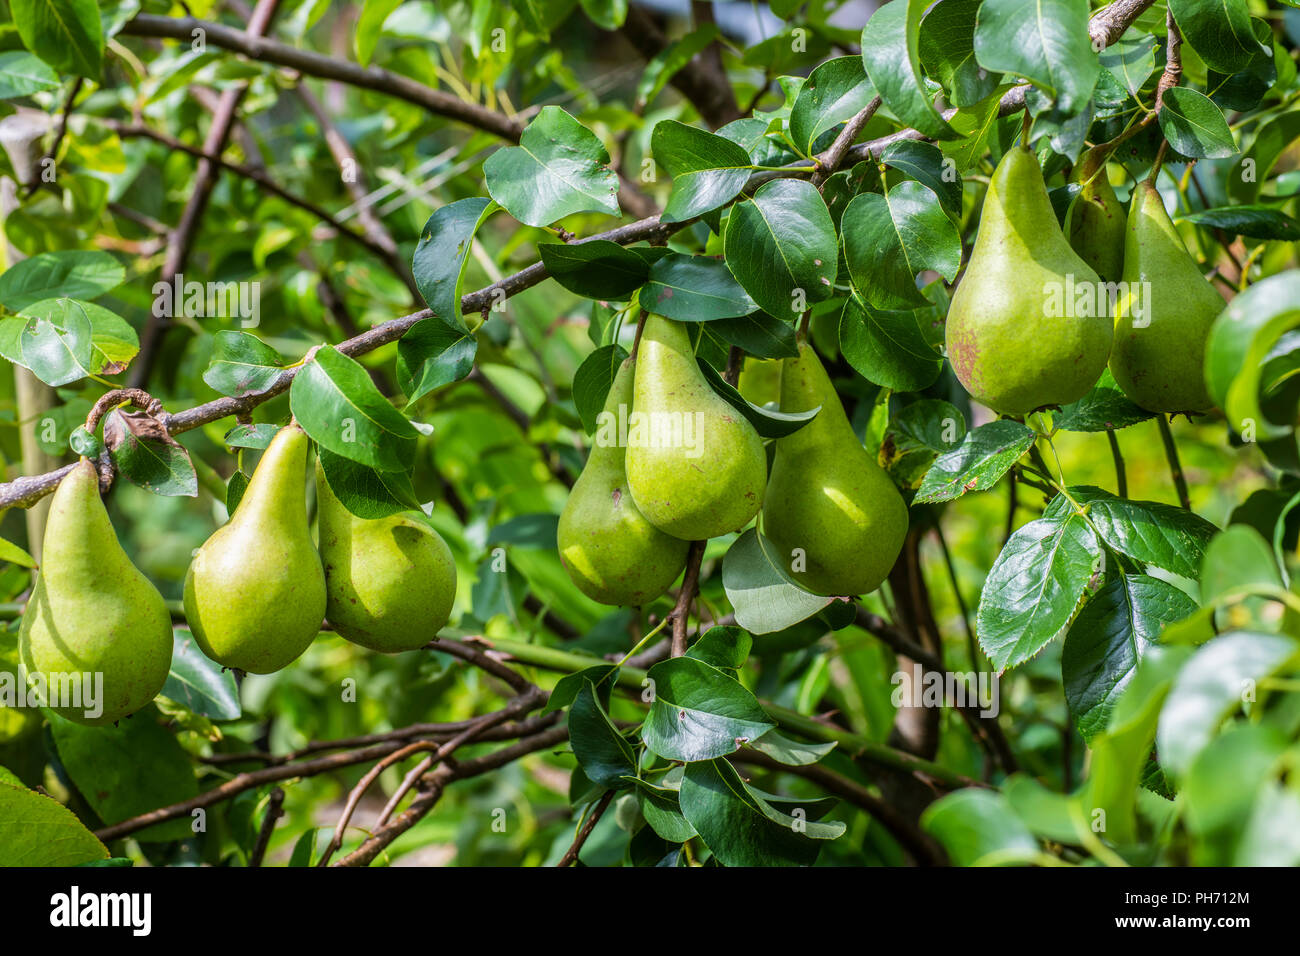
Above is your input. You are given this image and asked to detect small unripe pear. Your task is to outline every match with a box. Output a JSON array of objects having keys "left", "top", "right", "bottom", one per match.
[
  {"left": 184, "top": 424, "right": 326, "bottom": 673},
  {"left": 316, "top": 461, "right": 458, "bottom": 652},
  {"left": 20, "top": 461, "right": 172, "bottom": 725}
]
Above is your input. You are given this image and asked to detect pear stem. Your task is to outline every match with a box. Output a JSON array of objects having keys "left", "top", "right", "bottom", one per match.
[
  {"left": 1156, "top": 414, "right": 1192, "bottom": 510},
  {"left": 84, "top": 387, "right": 165, "bottom": 435},
  {"left": 629, "top": 309, "right": 648, "bottom": 361}
]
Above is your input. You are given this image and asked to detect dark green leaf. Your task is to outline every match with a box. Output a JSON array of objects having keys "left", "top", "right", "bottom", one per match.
[
  {"left": 789, "top": 56, "right": 877, "bottom": 156},
  {"left": 697, "top": 358, "right": 818, "bottom": 439},
  {"left": 396, "top": 318, "right": 477, "bottom": 402},
  {"left": 880, "top": 140, "right": 963, "bottom": 215},
  {"left": 1181, "top": 205, "right": 1300, "bottom": 241},
  {"left": 651, "top": 120, "right": 753, "bottom": 223},
  {"left": 411, "top": 197, "right": 494, "bottom": 327},
  {"left": 573, "top": 344, "right": 629, "bottom": 434},
  {"left": 1168, "top": 0, "right": 1263, "bottom": 74},
  {"left": 705, "top": 311, "right": 799, "bottom": 360},
  {"left": 162, "top": 628, "right": 241, "bottom": 721},
  {"left": 842, "top": 182, "right": 961, "bottom": 310},
  {"left": 973, "top": 0, "right": 1099, "bottom": 115},
  {"left": 0, "top": 250, "right": 122, "bottom": 310},
  {"left": 569, "top": 680, "right": 636, "bottom": 788},
  {"left": 202, "top": 330, "right": 283, "bottom": 398},
  {"left": 861, "top": 0, "right": 956, "bottom": 140},
  {"left": 642, "top": 656, "right": 775, "bottom": 762},
  {"left": 642, "top": 253, "right": 758, "bottom": 321},
  {"left": 1054, "top": 368, "right": 1154, "bottom": 431},
  {"left": 10, "top": 0, "right": 103, "bottom": 79},
  {"left": 914, "top": 420, "right": 1035, "bottom": 503},
  {"left": 1158, "top": 88, "right": 1237, "bottom": 160},
  {"left": 918, "top": 0, "right": 999, "bottom": 107},
  {"left": 539, "top": 240, "right": 649, "bottom": 299},
  {"left": 104, "top": 409, "right": 197, "bottom": 497},
  {"left": 839, "top": 295, "right": 942, "bottom": 392},
  {"left": 317, "top": 447, "right": 423, "bottom": 519},
  {"left": 686, "top": 625, "right": 752, "bottom": 671}
]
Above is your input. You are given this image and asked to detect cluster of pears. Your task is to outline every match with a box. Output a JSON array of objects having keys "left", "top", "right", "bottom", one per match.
[
  {"left": 558, "top": 314, "right": 908, "bottom": 605},
  {"left": 19, "top": 423, "right": 458, "bottom": 727},
  {"left": 186, "top": 423, "right": 457, "bottom": 671},
  {"left": 946, "top": 143, "right": 1223, "bottom": 416}
]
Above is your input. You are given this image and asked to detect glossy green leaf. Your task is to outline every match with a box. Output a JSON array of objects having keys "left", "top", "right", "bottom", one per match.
[
  {"left": 641, "top": 656, "right": 775, "bottom": 762},
  {"left": 0, "top": 250, "right": 122, "bottom": 310},
  {"left": 396, "top": 318, "right": 477, "bottom": 402},
  {"left": 651, "top": 120, "right": 753, "bottom": 223},
  {"left": 789, "top": 56, "right": 877, "bottom": 156},
  {"left": 918, "top": 0, "right": 999, "bottom": 107},
  {"left": 572, "top": 344, "right": 629, "bottom": 434},
  {"left": 161, "top": 629, "right": 240, "bottom": 721},
  {"left": 642, "top": 253, "right": 758, "bottom": 321},
  {"left": 861, "top": 0, "right": 956, "bottom": 140},
  {"left": 1158, "top": 88, "right": 1237, "bottom": 160},
  {"left": 921, "top": 789, "right": 1039, "bottom": 866},
  {"left": 0, "top": 50, "right": 59, "bottom": 98},
  {"left": 0, "top": 782, "right": 108, "bottom": 866},
  {"left": 539, "top": 240, "right": 649, "bottom": 299},
  {"left": 202, "top": 330, "right": 284, "bottom": 398},
  {"left": 317, "top": 447, "right": 423, "bottom": 519},
  {"left": 972, "top": 0, "right": 1099, "bottom": 115},
  {"left": 411, "top": 197, "right": 495, "bottom": 328},
  {"left": 838, "top": 295, "right": 942, "bottom": 392},
  {"left": 569, "top": 680, "right": 636, "bottom": 787},
  {"left": 1168, "top": 0, "right": 1263, "bottom": 74},
  {"left": 722, "top": 528, "right": 834, "bottom": 634},
  {"left": 11, "top": 0, "right": 103, "bottom": 79},
  {"left": 914, "top": 420, "right": 1034, "bottom": 503}
]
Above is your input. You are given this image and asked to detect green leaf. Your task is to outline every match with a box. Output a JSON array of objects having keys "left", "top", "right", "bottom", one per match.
[
  {"left": 1183, "top": 723, "right": 1287, "bottom": 865},
  {"left": 162, "top": 629, "right": 240, "bottom": 721},
  {"left": 635, "top": 25, "right": 719, "bottom": 109},
  {"left": 918, "top": 0, "right": 999, "bottom": 107},
  {"left": 578, "top": 0, "right": 626, "bottom": 30},
  {"left": 789, "top": 56, "right": 877, "bottom": 157},
  {"left": 922, "top": 789, "right": 1040, "bottom": 866},
  {"left": 746, "top": 730, "right": 837, "bottom": 766},
  {"left": 223, "top": 423, "right": 279, "bottom": 450},
  {"left": 539, "top": 240, "right": 649, "bottom": 299},
  {"left": 0, "top": 535, "right": 36, "bottom": 568},
  {"left": 396, "top": 318, "right": 477, "bottom": 402},
  {"left": 49, "top": 706, "right": 199, "bottom": 842},
  {"left": 18, "top": 298, "right": 137, "bottom": 374},
  {"left": 972, "top": 0, "right": 1099, "bottom": 115},
  {"left": 11, "top": 0, "right": 103, "bottom": 79},
  {"left": 1200, "top": 524, "right": 1282, "bottom": 606},
  {"left": 0, "top": 782, "right": 108, "bottom": 866},
  {"left": 0, "top": 250, "right": 122, "bottom": 310},
  {"left": 880, "top": 140, "right": 963, "bottom": 216},
  {"left": 411, "top": 197, "right": 495, "bottom": 329},
  {"left": 1181, "top": 205, "right": 1300, "bottom": 241},
  {"left": 1158, "top": 88, "right": 1237, "bottom": 160},
  {"left": 686, "top": 625, "right": 752, "bottom": 671},
  {"left": 696, "top": 358, "right": 819, "bottom": 439},
  {"left": 1062, "top": 574, "right": 1197, "bottom": 741},
  {"left": 290, "top": 345, "right": 418, "bottom": 471},
  {"left": 354, "top": 0, "right": 401, "bottom": 66},
  {"left": 861, "top": 0, "right": 956, "bottom": 140},
  {"left": 724, "top": 179, "right": 838, "bottom": 321},
  {"left": 679, "top": 758, "right": 845, "bottom": 866},
  {"left": 976, "top": 513, "right": 1102, "bottom": 671},
  {"left": 1157, "top": 631, "right": 1297, "bottom": 780},
  {"left": 1047, "top": 486, "right": 1219, "bottom": 580},
  {"left": 651, "top": 120, "right": 753, "bottom": 223},
  {"left": 0, "top": 50, "right": 59, "bottom": 98},
  {"left": 1, "top": 311, "right": 94, "bottom": 386},
  {"left": 626, "top": 776, "right": 697, "bottom": 843},
  {"left": 1227, "top": 110, "right": 1300, "bottom": 206},
  {"left": 103, "top": 409, "right": 198, "bottom": 497},
  {"left": 1099, "top": 30, "right": 1158, "bottom": 96},
  {"left": 569, "top": 680, "right": 636, "bottom": 788},
  {"left": 1054, "top": 368, "right": 1154, "bottom": 431},
  {"left": 1168, "top": 0, "right": 1263, "bottom": 74},
  {"left": 573, "top": 344, "right": 629, "bottom": 434},
  {"left": 317, "top": 447, "right": 423, "bottom": 519},
  {"left": 543, "top": 664, "right": 618, "bottom": 715},
  {"left": 914, "top": 419, "right": 1035, "bottom": 504},
  {"left": 722, "top": 528, "right": 835, "bottom": 634},
  {"left": 202, "top": 330, "right": 284, "bottom": 398},
  {"left": 842, "top": 181, "right": 961, "bottom": 310},
  {"left": 882, "top": 398, "right": 967, "bottom": 487},
  {"left": 838, "top": 295, "right": 942, "bottom": 392},
  {"left": 642, "top": 253, "right": 758, "bottom": 321},
  {"left": 705, "top": 311, "right": 799, "bottom": 360},
  {"left": 483, "top": 106, "right": 619, "bottom": 227},
  {"left": 641, "top": 656, "right": 775, "bottom": 762}
]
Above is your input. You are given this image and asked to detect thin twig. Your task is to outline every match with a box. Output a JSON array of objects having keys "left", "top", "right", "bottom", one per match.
[
  {"left": 1156, "top": 414, "right": 1192, "bottom": 510},
  {"left": 24, "top": 77, "right": 84, "bottom": 198},
  {"left": 247, "top": 788, "right": 284, "bottom": 867},
  {"left": 670, "top": 540, "right": 707, "bottom": 657},
  {"left": 1106, "top": 430, "right": 1128, "bottom": 498},
  {"left": 556, "top": 790, "right": 615, "bottom": 867}
]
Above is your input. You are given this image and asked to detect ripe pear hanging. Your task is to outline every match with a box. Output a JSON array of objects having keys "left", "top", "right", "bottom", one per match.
[
  {"left": 1064, "top": 151, "right": 1126, "bottom": 283},
  {"left": 184, "top": 423, "right": 326, "bottom": 673},
  {"left": 762, "top": 343, "right": 908, "bottom": 596},
  {"left": 626, "top": 315, "right": 767, "bottom": 540},
  {"left": 316, "top": 461, "right": 458, "bottom": 652},
  {"left": 19, "top": 461, "right": 172, "bottom": 725},
  {"left": 558, "top": 359, "right": 688, "bottom": 606},
  {"left": 946, "top": 146, "right": 1112, "bottom": 415},
  {"left": 1111, "top": 181, "right": 1223, "bottom": 413}
]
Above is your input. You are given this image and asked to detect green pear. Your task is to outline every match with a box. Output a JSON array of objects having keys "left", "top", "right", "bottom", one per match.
[
  {"left": 184, "top": 423, "right": 326, "bottom": 673},
  {"left": 316, "top": 461, "right": 458, "bottom": 652},
  {"left": 762, "top": 343, "right": 908, "bottom": 596},
  {"left": 1064, "top": 151, "right": 1126, "bottom": 283},
  {"left": 558, "top": 359, "right": 688, "bottom": 606},
  {"left": 626, "top": 315, "right": 767, "bottom": 540},
  {"left": 19, "top": 461, "right": 171, "bottom": 725},
  {"left": 946, "top": 146, "right": 1112, "bottom": 415},
  {"left": 1111, "top": 182, "right": 1223, "bottom": 413}
]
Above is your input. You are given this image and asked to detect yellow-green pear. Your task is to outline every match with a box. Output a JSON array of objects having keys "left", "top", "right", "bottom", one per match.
[
  {"left": 558, "top": 359, "right": 688, "bottom": 605},
  {"left": 626, "top": 315, "right": 767, "bottom": 540},
  {"left": 184, "top": 423, "right": 326, "bottom": 673},
  {"left": 946, "top": 146, "right": 1112, "bottom": 415},
  {"left": 762, "top": 343, "right": 908, "bottom": 596},
  {"left": 316, "top": 461, "right": 457, "bottom": 652},
  {"left": 1111, "top": 182, "right": 1223, "bottom": 413},
  {"left": 19, "top": 461, "right": 171, "bottom": 725},
  {"left": 1064, "top": 151, "right": 1126, "bottom": 283}
]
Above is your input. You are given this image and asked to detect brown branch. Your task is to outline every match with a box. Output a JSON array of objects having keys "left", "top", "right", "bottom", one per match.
[
  {"left": 24, "top": 77, "right": 84, "bottom": 198},
  {"left": 670, "top": 540, "right": 707, "bottom": 657},
  {"left": 811, "top": 96, "right": 882, "bottom": 187},
  {"left": 247, "top": 787, "right": 284, "bottom": 867},
  {"left": 556, "top": 790, "right": 615, "bottom": 867},
  {"left": 333, "top": 723, "right": 570, "bottom": 866},
  {"left": 121, "top": 13, "right": 523, "bottom": 141}
]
